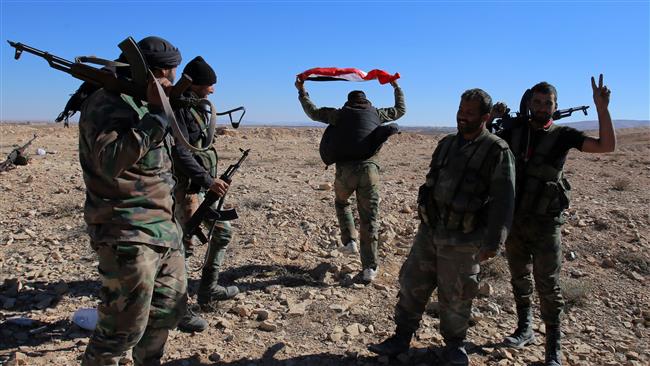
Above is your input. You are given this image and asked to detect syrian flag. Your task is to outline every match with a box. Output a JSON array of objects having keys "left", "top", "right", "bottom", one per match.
[{"left": 297, "top": 67, "right": 400, "bottom": 85}]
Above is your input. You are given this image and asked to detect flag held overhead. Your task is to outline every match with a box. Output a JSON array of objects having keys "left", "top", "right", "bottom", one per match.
[{"left": 297, "top": 67, "right": 400, "bottom": 85}]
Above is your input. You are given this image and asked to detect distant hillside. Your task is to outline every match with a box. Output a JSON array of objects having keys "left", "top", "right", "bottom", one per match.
[{"left": 557, "top": 119, "right": 649, "bottom": 131}]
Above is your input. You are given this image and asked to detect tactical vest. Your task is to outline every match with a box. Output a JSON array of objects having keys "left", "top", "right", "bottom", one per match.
[
  {"left": 319, "top": 106, "right": 386, "bottom": 165},
  {"left": 510, "top": 124, "right": 571, "bottom": 217},
  {"left": 188, "top": 108, "right": 218, "bottom": 179},
  {"left": 420, "top": 132, "right": 508, "bottom": 233}
]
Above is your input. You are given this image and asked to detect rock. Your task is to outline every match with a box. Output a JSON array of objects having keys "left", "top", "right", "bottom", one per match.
[
  {"left": 215, "top": 317, "right": 232, "bottom": 329},
  {"left": 478, "top": 283, "right": 493, "bottom": 297},
  {"left": 373, "top": 283, "right": 389, "bottom": 291},
  {"left": 329, "top": 332, "right": 343, "bottom": 342},
  {"left": 399, "top": 206, "right": 413, "bottom": 214},
  {"left": 345, "top": 323, "right": 360, "bottom": 337},
  {"left": 628, "top": 271, "right": 645, "bottom": 282},
  {"left": 317, "top": 183, "right": 332, "bottom": 191},
  {"left": 329, "top": 303, "right": 348, "bottom": 313},
  {"left": 577, "top": 219, "right": 588, "bottom": 227},
  {"left": 601, "top": 258, "right": 616, "bottom": 269},
  {"left": 231, "top": 305, "right": 253, "bottom": 318},
  {"left": 258, "top": 321, "right": 278, "bottom": 332},
  {"left": 208, "top": 353, "right": 222, "bottom": 362},
  {"left": 566, "top": 251, "right": 577, "bottom": 261},
  {"left": 8, "top": 351, "right": 28, "bottom": 366},
  {"left": 287, "top": 301, "right": 310, "bottom": 317},
  {"left": 253, "top": 309, "right": 271, "bottom": 321}
]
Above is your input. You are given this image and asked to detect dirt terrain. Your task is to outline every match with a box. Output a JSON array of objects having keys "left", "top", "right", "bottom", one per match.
[{"left": 0, "top": 124, "right": 648, "bottom": 366}]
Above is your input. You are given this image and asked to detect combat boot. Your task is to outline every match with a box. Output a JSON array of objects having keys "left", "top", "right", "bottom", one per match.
[
  {"left": 197, "top": 285, "right": 240, "bottom": 307},
  {"left": 367, "top": 326, "right": 413, "bottom": 357},
  {"left": 177, "top": 307, "right": 207, "bottom": 333},
  {"left": 545, "top": 324, "right": 562, "bottom": 366},
  {"left": 503, "top": 306, "right": 535, "bottom": 348},
  {"left": 439, "top": 339, "right": 469, "bottom": 366}
]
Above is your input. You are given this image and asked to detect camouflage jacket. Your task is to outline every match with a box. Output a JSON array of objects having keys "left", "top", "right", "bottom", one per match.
[{"left": 78, "top": 89, "right": 181, "bottom": 248}]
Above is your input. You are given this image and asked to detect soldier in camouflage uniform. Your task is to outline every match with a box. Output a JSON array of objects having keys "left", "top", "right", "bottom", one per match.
[
  {"left": 79, "top": 36, "right": 187, "bottom": 366},
  {"left": 369, "top": 89, "right": 516, "bottom": 366},
  {"left": 171, "top": 56, "right": 238, "bottom": 332},
  {"left": 496, "top": 76, "right": 615, "bottom": 366},
  {"left": 295, "top": 78, "right": 406, "bottom": 282}
]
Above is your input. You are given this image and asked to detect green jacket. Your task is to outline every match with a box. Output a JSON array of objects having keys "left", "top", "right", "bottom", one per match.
[{"left": 419, "top": 129, "right": 516, "bottom": 250}]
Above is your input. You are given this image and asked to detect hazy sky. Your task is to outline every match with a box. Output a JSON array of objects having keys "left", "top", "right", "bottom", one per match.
[{"left": 1, "top": 0, "right": 648, "bottom": 126}]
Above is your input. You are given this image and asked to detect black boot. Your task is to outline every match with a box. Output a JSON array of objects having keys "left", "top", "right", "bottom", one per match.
[
  {"left": 197, "top": 242, "right": 239, "bottom": 307},
  {"left": 503, "top": 306, "right": 535, "bottom": 348},
  {"left": 177, "top": 306, "right": 207, "bottom": 333},
  {"left": 367, "top": 326, "right": 413, "bottom": 357},
  {"left": 439, "top": 339, "right": 469, "bottom": 366},
  {"left": 545, "top": 324, "right": 562, "bottom": 366},
  {"left": 198, "top": 285, "right": 240, "bottom": 307}
]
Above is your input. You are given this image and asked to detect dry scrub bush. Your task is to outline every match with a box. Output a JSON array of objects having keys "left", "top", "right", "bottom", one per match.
[
  {"left": 616, "top": 252, "right": 650, "bottom": 275},
  {"left": 612, "top": 177, "right": 632, "bottom": 191},
  {"left": 562, "top": 278, "right": 594, "bottom": 309},
  {"left": 481, "top": 255, "right": 509, "bottom": 280}
]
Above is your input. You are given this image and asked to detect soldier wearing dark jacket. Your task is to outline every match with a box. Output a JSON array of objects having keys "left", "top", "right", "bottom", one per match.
[
  {"left": 172, "top": 57, "right": 239, "bottom": 333},
  {"left": 495, "top": 76, "right": 615, "bottom": 366},
  {"left": 295, "top": 78, "right": 405, "bottom": 282},
  {"left": 79, "top": 36, "right": 187, "bottom": 366},
  {"left": 369, "top": 88, "right": 516, "bottom": 366}
]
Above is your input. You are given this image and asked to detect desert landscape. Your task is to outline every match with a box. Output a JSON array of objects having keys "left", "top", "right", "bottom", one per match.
[{"left": 0, "top": 123, "right": 648, "bottom": 366}]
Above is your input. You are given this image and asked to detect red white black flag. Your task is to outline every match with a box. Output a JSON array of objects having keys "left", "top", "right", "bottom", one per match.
[{"left": 297, "top": 67, "right": 400, "bottom": 85}]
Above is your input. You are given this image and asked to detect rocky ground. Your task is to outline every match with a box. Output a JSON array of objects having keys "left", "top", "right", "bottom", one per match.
[{"left": 0, "top": 124, "right": 648, "bottom": 366}]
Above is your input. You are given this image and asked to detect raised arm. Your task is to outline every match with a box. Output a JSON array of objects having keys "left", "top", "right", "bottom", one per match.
[
  {"left": 295, "top": 77, "right": 339, "bottom": 124},
  {"left": 376, "top": 80, "right": 406, "bottom": 122},
  {"left": 581, "top": 74, "right": 616, "bottom": 153}
]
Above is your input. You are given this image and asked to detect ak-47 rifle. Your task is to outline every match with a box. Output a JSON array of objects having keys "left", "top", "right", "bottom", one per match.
[
  {"left": 0, "top": 134, "right": 37, "bottom": 172},
  {"left": 184, "top": 148, "right": 251, "bottom": 247},
  {"left": 488, "top": 88, "right": 590, "bottom": 133},
  {"left": 7, "top": 38, "right": 216, "bottom": 152}
]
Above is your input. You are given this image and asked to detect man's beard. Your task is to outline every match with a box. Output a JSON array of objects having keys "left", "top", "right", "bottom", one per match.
[
  {"left": 457, "top": 118, "right": 482, "bottom": 135},
  {"left": 530, "top": 111, "right": 551, "bottom": 128}
]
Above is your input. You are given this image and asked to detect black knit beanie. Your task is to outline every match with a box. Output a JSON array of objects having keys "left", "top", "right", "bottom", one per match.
[{"left": 182, "top": 56, "right": 217, "bottom": 86}]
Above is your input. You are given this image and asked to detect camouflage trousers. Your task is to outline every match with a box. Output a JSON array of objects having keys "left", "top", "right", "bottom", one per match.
[
  {"left": 82, "top": 242, "right": 187, "bottom": 366},
  {"left": 174, "top": 189, "right": 233, "bottom": 299},
  {"left": 334, "top": 161, "right": 380, "bottom": 270},
  {"left": 395, "top": 222, "right": 481, "bottom": 343},
  {"left": 506, "top": 216, "right": 564, "bottom": 326}
]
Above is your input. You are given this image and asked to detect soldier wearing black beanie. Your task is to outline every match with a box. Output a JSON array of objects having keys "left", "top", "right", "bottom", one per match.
[{"left": 172, "top": 56, "right": 239, "bottom": 333}]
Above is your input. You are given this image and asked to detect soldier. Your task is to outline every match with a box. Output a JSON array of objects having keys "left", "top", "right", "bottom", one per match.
[
  {"left": 295, "top": 78, "right": 405, "bottom": 282},
  {"left": 496, "top": 76, "right": 615, "bottom": 366},
  {"left": 78, "top": 36, "right": 187, "bottom": 366},
  {"left": 172, "top": 56, "right": 238, "bottom": 332},
  {"left": 368, "top": 88, "right": 516, "bottom": 366}
]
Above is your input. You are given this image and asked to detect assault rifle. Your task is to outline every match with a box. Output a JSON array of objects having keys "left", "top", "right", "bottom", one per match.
[
  {"left": 0, "top": 134, "right": 37, "bottom": 172},
  {"left": 7, "top": 38, "right": 216, "bottom": 152},
  {"left": 488, "top": 88, "right": 589, "bottom": 133},
  {"left": 184, "top": 148, "right": 251, "bottom": 246}
]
